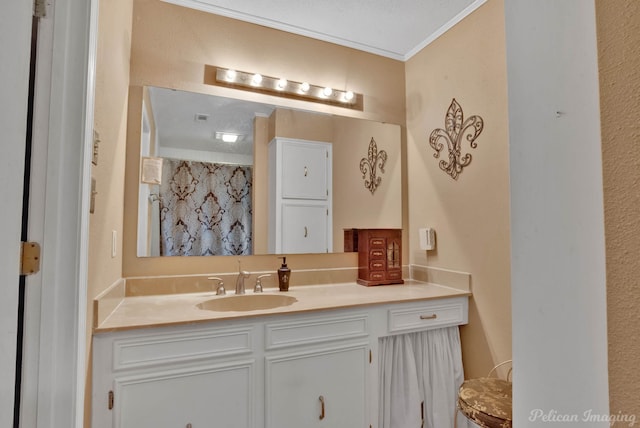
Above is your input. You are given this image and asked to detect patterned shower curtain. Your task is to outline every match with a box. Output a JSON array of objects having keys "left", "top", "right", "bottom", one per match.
[{"left": 159, "top": 158, "right": 252, "bottom": 256}]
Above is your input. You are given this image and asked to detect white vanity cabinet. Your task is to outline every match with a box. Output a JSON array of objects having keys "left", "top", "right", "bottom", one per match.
[
  {"left": 264, "top": 314, "right": 370, "bottom": 428},
  {"left": 92, "top": 295, "right": 468, "bottom": 428},
  {"left": 268, "top": 138, "right": 332, "bottom": 254},
  {"left": 91, "top": 324, "right": 258, "bottom": 428}
]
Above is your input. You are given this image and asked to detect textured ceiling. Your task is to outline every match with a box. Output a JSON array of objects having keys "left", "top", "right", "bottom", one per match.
[
  {"left": 149, "top": 87, "right": 275, "bottom": 157},
  {"left": 163, "top": 0, "right": 486, "bottom": 61}
]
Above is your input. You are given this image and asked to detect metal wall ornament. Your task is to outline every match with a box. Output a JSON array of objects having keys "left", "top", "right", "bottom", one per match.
[
  {"left": 429, "top": 98, "right": 484, "bottom": 180},
  {"left": 359, "top": 137, "right": 388, "bottom": 194}
]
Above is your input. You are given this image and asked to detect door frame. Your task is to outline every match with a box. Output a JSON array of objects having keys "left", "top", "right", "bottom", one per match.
[
  {"left": 1, "top": 0, "right": 99, "bottom": 426},
  {"left": 30, "top": 0, "right": 99, "bottom": 425},
  {"left": 0, "top": 2, "right": 33, "bottom": 426}
]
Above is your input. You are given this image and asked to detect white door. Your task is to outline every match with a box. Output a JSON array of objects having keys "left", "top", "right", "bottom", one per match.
[
  {"left": 266, "top": 345, "right": 368, "bottom": 428},
  {"left": 116, "top": 364, "right": 253, "bottom": 428},
  {"left": 281, "top": 203, "right": 330, "bottom": 253},
  {"left": 0, "top": 3, "right": 35, "bottom": 427},
  {"left": 281, "top": 140, "right": 330, "bottom": 200}
]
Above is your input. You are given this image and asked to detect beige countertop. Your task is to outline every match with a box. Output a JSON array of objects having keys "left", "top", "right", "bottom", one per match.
[{"left": 94, "top": 280, "right": 471, "bottom": 333}]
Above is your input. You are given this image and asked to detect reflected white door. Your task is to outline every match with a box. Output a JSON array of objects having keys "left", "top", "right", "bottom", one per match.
[{"left": 0, "top": 2, "right": 33, "bottom": 427}]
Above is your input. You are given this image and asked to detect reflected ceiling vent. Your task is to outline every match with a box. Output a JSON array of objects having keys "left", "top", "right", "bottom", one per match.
[{"left": 194, "top": 113, "right": 210, "bottom": 122}]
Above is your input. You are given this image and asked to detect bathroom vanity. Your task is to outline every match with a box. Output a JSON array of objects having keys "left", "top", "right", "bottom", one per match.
[{"left": 91, "top": 282, "right": 469, "bottom": 428}]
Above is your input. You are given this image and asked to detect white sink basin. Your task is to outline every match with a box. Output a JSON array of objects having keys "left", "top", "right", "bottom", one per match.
[{"left": 196, "top": 294, "right": 298, "bottom": 312}]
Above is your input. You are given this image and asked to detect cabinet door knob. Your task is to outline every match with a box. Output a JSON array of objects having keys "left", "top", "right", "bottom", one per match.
[
  {"left": 304, "top": 226, "right": 308, "bottom": 238},
  {"left": 186, "top": 424, "right": 192, "bottom": 428},
  {"left": 304, "top": 166, "right": 308, "bottom": 177},
  {"left": 319, "top": 395, "right": 325, "bottom": 420}
]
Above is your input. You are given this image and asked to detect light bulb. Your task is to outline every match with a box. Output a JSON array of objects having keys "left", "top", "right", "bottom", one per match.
[
  {"left": 344, "top": 91, "right": 354, "bottom": 101},
  {"left": 276, "top": 78, "right": 287, "bottom": 90},
  {"left": 215, "top": 132, "right": 239, "bottom": 143},
  {"left": 251, "top": 73, "right": 263, "bottom": 85},
  {"left": 222, "top": 134, "right": 238, "bottom": 143},
  {"left": 225, "top": 69, "right": 237, "bottom": 82},
  {"left": 300, "top": 82, "right": 310, "bottom": 93},
  {"left": 323, "top": 87, "right": 333, "bottom": 97}
]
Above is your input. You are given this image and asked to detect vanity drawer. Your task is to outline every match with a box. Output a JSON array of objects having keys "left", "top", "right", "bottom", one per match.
[
  {"left": 265, "top": 314, "right": 369, "bottom": 350},
  {"left": 387, "top": 299, "right": 467, "bottom": 333},
  {"left": 112, "top": 326, "right": 254, "bottom": 370}
]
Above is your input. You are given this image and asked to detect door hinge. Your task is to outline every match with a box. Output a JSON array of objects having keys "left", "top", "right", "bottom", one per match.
[
  {"left": 33, "top": 0, "right": 47, "bottom": 18},
  {"left": 20, "top": 242, "right": 41, "bottom": 276},
  {"left": 108, "top": 390, "right": 114, "bottom": 410}
]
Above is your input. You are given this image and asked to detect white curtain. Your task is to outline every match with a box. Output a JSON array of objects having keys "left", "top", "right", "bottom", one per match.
[{"left": 379, "top": 326, "right": 469, "bottom": 428}]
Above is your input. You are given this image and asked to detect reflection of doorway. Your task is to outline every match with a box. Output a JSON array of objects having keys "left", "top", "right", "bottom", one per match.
[{"left": 137, "top": 102, "right": 161, "bottom": 256}]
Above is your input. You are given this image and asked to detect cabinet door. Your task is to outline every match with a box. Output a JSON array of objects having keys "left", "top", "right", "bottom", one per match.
[
  {"left": 281, "top": 202, "right": 329, "bottom": 253},
  {"left": 281, "top": 141, "right": 329, "bottom": 200},
  {"left": 114, "top": 362, "right": 253, "bottom": 428},
  {"left": 266, "top": 345, "right": 368, "bottom": 428}
]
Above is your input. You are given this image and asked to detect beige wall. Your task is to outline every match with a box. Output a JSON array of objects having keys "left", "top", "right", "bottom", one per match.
[
  {"left": 123, "top": 0, "right": 406, "bottom": 278},
  {"left": 596, "top": 0, "right": 640, "bottom": 417},
  {"left": 88, "top": 0, "right": 134, "bottom": 424},
  {"left": 89, "top": 0, "right": 132, "bottom": 311},
  {"left": 253, "top": 116, "right": 270, "bottom": 254},
  {"left": 405, "top": 0, "right": 511, "bottom": 378}
]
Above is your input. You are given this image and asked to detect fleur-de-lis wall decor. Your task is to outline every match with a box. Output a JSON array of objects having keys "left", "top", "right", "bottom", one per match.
[
  {"left": 359, "top": 137, "right": 387, "bottom": 194},
  {"left": 429, "top": 98, "right": 484, "bottom": 180}
]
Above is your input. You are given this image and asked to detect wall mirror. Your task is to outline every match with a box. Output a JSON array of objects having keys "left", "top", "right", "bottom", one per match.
[{"left": 135, "top": 86, "right": 402, "bottom": 257}]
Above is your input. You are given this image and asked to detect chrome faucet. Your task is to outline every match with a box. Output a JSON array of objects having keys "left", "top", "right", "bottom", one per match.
[
  {"left": 254, "top": 274, "right": 271, "bottom": 293},
  {"left": 235, "top": 271, "right": 250, "bottom": 294},
  {"left": 207, "top": 276, "right": 226, "bottom": 295},
  {"left": 235, "top": 261, "right": 250, "bottom": 294}
]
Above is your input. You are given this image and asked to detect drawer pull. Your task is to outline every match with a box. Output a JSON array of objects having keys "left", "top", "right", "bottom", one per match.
[
  {"left": 420, "top": 314, "right": 437, "bottom": 320},
  {"left": 304, "top": 166, "right": 308, "bottom": 177},
  {"left": 304, "top": 226, "right": 308, "bottom": 238},
  {"left": 319, "top": 395, "right": 325, "bottom": 420}
]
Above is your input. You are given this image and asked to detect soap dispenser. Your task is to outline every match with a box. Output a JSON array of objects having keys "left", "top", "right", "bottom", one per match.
[{"left": 277, "top": 257, "right": 291, "bottom": 291}]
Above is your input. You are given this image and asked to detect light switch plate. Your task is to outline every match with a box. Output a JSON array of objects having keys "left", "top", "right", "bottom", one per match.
[
  {"left": 111, "top": 230, "right": 117, "bottom": 258},
  {"left": 419, "top": 228, "right": 436, "bottom": 250}
]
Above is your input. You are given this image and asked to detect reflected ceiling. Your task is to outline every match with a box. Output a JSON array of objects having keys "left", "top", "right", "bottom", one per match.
[{"left": 148, "top": 87, "right": 276, "bottom": 155}]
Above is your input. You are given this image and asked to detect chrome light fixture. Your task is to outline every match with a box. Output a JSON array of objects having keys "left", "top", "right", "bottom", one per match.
[{"left": 213, "top": 66, "right": 362, "bottom": 109}]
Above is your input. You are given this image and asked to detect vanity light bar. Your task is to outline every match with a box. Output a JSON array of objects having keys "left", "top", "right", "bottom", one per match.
[{"left": 214, "top": 67, "right": 360, "bottom": 107}]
